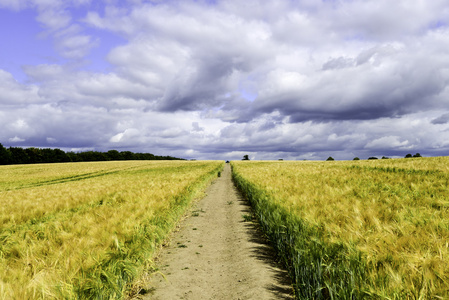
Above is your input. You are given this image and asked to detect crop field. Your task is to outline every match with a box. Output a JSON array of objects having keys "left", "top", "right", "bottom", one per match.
[
  {"left": 0, "top": 160, "right": 223, "bottom": 299},
  {"left": 232, "top": 158, "right": 449, "bottom": 299}
]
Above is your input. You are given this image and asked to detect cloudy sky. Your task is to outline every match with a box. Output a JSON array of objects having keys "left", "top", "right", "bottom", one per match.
[{"left": 1, "top": 0, "right": 449, "bottom": 160}]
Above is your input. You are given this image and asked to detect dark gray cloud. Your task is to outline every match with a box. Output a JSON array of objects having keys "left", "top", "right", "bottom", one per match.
[
  {"left": 1, "top": 0, "right": 449, "bottom": 160},
  {"left": 432, "top": 113, "right": 449, "bottom": 125}
]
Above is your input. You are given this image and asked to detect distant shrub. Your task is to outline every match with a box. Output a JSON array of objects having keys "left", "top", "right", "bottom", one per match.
[
  {"left": 326, "top": 156, "right": 335, "bottom": 161},
  {"left": 353, "top": 157, "right": 360, "bottom": 161},
  {"left": 405, "top": 154, "right": 413, "bottom": 158},
  {"left": 381, "top": 156, "right": 389, "bottom": 159},
  {"left": 368, "top": 157, "right": 378, "bottom": 160},
  {"left": 413, "top": 153, "right": 422, "bottom": 158}
]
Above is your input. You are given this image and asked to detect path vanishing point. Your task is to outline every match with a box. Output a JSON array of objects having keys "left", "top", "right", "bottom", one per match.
[{"left": 143, "top": 163, "right": 295, "bottom": 299}]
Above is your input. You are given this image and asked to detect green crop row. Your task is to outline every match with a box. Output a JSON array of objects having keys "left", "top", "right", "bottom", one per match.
[
  {"left": 231, "top": 158, "right": 449, "bottom": 299},
  {"left": 0, "top": 161, "right": 223, "bottom": 299}
]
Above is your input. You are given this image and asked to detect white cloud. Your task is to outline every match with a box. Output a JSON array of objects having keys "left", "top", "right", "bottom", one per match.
[
  {"left": 35, "top": 5, "right": 71, "bottom": 32},
  {"left": 46, "top": 137, "right": 57, "bottom": 144},
  {"left": 2, "top": 0, "right": 449, "bottom": 160},
  {"left": 0, "top": 70, "right": 42, "bottom": 105},
  {"left": 9, "top": 136, "right": 25, "bottom": 143},
  {"left": 54, "top": 25, "right": 98, "bottom": 59},
  {"left": 365, "top": 136, "right": 412, "bottom": 150},
  {"left": 110, "top": 128, "right": 139, "bottom": 143},
  {"left": 0, "top": 0, "right": 28, "bottom": 11}
]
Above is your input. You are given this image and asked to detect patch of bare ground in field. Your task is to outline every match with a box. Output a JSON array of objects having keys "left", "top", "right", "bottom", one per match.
[{"left": 138, "top": 163, "right": 294, "bottom": 300}]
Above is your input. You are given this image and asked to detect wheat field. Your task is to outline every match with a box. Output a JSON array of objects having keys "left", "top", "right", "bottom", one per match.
[
  {"left": 232, "top": 157, "right": 449, "bottom": 299},
  {"left": 0, "top": 160, "right": 223, "bottom": 299}
]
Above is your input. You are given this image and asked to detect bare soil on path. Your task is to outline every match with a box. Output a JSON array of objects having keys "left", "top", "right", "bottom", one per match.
[{"left": 142, "top": 163, "right": 294, "bottom": 299}]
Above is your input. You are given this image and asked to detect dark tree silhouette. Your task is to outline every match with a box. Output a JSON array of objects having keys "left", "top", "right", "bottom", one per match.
[
  {"left": 0, "top": 143, "right": 10, "bottom": 165},
  {"left": 0, "top": 142, "right": 183, "bottom": 165}
]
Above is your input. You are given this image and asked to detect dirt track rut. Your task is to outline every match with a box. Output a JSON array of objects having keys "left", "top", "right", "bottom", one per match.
[{"left": 143, "top": 163, "right": 294, "bottom": 299}]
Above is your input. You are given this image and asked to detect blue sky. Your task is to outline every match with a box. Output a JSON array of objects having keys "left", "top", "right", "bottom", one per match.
[
  {"left": 0, "top": 8, "right": 51, "bottom": 81},
  {"left": 1, "top": 0, "right": 449, "bottom": 160}
]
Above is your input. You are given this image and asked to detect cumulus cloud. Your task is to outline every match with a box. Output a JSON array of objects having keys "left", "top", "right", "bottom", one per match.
[
  {"left": 365, "top": 136, "right": 412, "bottom": 150},
  {"left": 54, "top": 24, "right": 98, "bottom": 59},
  {"left": 79, "top": 0, "right": 449, "bottom": 124},
  {"left": 110, "top": 128, "right": 140, "bottom": 143},
  {"left": 9, "top": 136, "right": 26, "bottom": 143},
  {"left": 1, "top": 0, "right": 449, "bottom": 159},
  {"left": 0, "top": 70, "right": 42, "bottom": 105}
]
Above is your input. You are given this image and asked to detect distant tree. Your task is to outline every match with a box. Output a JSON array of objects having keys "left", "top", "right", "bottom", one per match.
[
  {"left": 326, "top": 156, "right": 334, "bottom": 161},
  {"left": 381, "top": 156, "right": 389, "bottom": 159},
  {"left": 53, "top": 148, "right": 71, "bottom": 162},
  {"left": 77, "top": 151, "right": 108, "bottom": 161},
  {"left": 405, "top": 153, "right": 413, "bottom": 158},
  {"left": 66, "top": 151, "right": 82, "bottom": 162},
  {"left": 120, "top": 151, "right": 134, "bottom": 160},
  {"left": 353, "top": 157, "right": 360, "bottom": 161},
  {"left": 145, "top": 153, "right": 156, "bottom": 160},
  {"left": 368, "top": 157, "right": 378, "bottom": 160},
  {"left": 0, "top": 143, "right": 11, "bottom": 165},
  {"left": 413, "top": 153, "right": 422, "bottom": 158},
  {"left": 106, "top": 150, "right": 121, "bottom": 161},
  {"left": 26, "top": 147, "right": 44, "bottom": 163},
  {"left": 9, "top": 147, "right": 30, "bottom": 164},
  {"left": 41, "top": 148, "right": 54, "bottom": 163},
  {"left": 0, "top": 143, "right": 184, "bottom": 164},
  {"left": 134, "top": 153, "right": 145, "bottom": 160},
  {"left": 242, "top": 155, "right": 250, "bottom": 161}
]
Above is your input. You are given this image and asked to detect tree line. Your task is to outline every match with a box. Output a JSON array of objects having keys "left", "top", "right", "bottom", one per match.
[
  {"left": 0, "top": 143, "right": 183, "bottom": 165},
  {"left": 326, "top": 153, "right": 423, "bottom": 161}
]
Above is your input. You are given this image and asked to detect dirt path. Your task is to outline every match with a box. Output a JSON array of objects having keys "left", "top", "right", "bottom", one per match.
[{"left": 142, "top": 163, "right": 294, "bottom": 300}]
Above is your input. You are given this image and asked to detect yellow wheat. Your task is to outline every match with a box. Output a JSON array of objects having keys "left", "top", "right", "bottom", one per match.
[
  {"left": 232, "top": 158, "right": 449, "bottom": 298},
  {"left": 0, "top": 160, "right": 223, "bottom": 299}
]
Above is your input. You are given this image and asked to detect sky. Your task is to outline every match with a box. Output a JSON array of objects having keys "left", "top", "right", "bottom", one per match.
[{"left": 1, "top": 0, "right": 449, "bottom": 161}]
